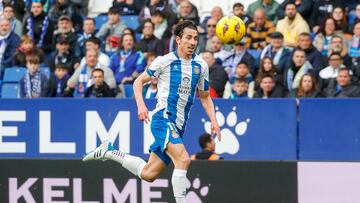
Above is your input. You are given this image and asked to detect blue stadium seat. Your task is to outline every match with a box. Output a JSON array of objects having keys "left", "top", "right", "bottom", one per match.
[
  {"left": 40, "top": 67, "right": 51, "bottom": 78},
  {"left": 1, "top": 82, "right": 20, "bottom": 98},
  {"left": 123, "top": 84, "right": 134, "bottom": 98},
  {"left": 121, "top": 15, "right": 139, "bottom": 30},
  {"left": 247, "top": 49, "right": 261, "bottom": 60},
  {"left": 94, "top": 15, "right": 108, "bottom": 30},
  {"left": 3, "top": 67, "right": 27, "bottom": 82},
  {"left": 135, "top": 33, "right": 142, "bottom": 42}
]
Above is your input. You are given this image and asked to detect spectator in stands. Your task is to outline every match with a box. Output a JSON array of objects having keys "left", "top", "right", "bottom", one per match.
[
  {"left": 348, "top": 21, "right": 360, "bottom": 58},
  {"left": 319, "top": 52, "right": 346, "bottom": 90},
  {"left": 138, "top": 0, "right": 177, "bottom": 29},
  {"left": 96, "top": 6, "right": 127, "bottom": 52},
  {"left": 332, "top": 6, "right": 348, "bottom": 33},
  {"left": 85, "top": 68, "right": 115, "bottom": 97},
  {"left": 288, "top": 73, "right": 323, "bottom": 98},
  {"left": 233, "top": 3, "right": 253, "bottom": 27},
  {"left": 223, "top": 62, "right": 255, "bottom": 98},
  {"left": 112, "top": 0, "right": 143, "bottom": 15},
  {"left": 253, "top": 74, "right": 287, "bottom": 98},
  {"left": 110, "top": 33, "right": 146, "bottom": 84},
  {"left": 139, "top": 19, "right": 164, "bottom": 56},
  {"left": 210, "top": 36, "right": 230, "bottom": 64},
  {"left": 285, "top": 49, "right": 313, "bottom": 91},
  {"left": 2, "top": 5, "right": 22, "bottom": 37},
  {"left": 276, "top": 0, "right": 313, "bottom": 22},
  {"left": 276, "top": 2, "right": 310, "bottom": 48},
  {"left": 151, "top": 10, "right": 169, "bottom": 40},
  {"left": 245, "top": 9, "right": 275, "bottom": 50},
  {"left": 327, "top": 35, "right": 351, "bottom": 68},
  {"left": 348, "top": 4, "right": 360, "bottom": 34},
  {"left": 260, "top": 32, "right": 291, "bottom": 73},
  {"left": 0, "top": 17, "right": 20, "bottom": 67},
  {"left": 310, "top": 0, "right": 344, "bottom": 33},
  {"left": 323, "top": 68, "right": 360, "bottom": 97},
  {"left": 190, "top": 133, "right": 223, "bottom": 160},
  {"left": 79, "top": 37, "right": 110, "bottom": 69},
  {"left": 313, "top": 17, "right": 344, "bottom": 57},
  {"left": 43, "top": 64, "right": 70, "bottom": 97},
  {"left": 76, "top": 17, "right": 96, "bottom": 58},
  {"left": 296, "top": 32, "right": 327, "bottom": 75},
  {"left": 256, "top": 57, "right": 283, "bottom": 88},
  {"left": 199, "top": 6, "right": 223, "bottom": 33},
  {"left": 48, "top": 0, "right": 83, "bottom": 32},
  {"left": 23, "top": 1, "right": 55, "bottom": 53},
  {"left": 247, "top": 0, "right": 279, "bottom": 24},
  {"left": 230, "top": 78, "right": 249, "bottom": 98},
  {"left": 13, "top": 35, "right": 44, "bottom": 67},
  {"left": 142, "top": 53, "right": 158, "bottom": 99},
  {"left": 48, "top": 35, "right": 79, "bottom": 73},
  {"left": 2, "top": 0, "right": 25, "bottom": 21},
  {"left": 67, "top": 49, "right": 116, "bottom": 97},
  {"left": 201, "top": 51, "right": 228, "bottom": 98},
  {"left": 197, "top": 18, "right": 217, "bottom": 53},
  {"left": 20, "top": 54, "right": 48, "bottom": 98},
  {"left": 52, "top": 15, "right": 77, "bottom": 54},
  {"left": 177, "top": 0, "right": 200, "bottom": 25},
  {"left": 223, "top": 39, "right": 256, "bottom": 79}
]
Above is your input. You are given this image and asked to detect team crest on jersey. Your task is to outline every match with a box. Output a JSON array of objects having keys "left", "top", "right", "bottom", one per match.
[
  {"left": 172, "top": 130, "right": 179, "bottom": 138},
  {"left": 193, "top": 66, "right": 200, "bottom": 74}
]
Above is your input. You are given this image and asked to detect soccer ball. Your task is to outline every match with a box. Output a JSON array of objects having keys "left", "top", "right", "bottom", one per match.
[{"left": 216, "top": 16, "right": 246, "bottom": 44}]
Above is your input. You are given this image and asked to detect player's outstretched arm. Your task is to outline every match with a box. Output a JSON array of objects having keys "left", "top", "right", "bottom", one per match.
[
  {"left": 133, "top": 72, "right": 152, "bottom": 123},
  {"left": 199, "top": 90, "right": 222, "bottom": 141}
]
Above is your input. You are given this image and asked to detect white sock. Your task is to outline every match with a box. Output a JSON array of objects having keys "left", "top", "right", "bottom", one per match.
[
  {"left": 105, "top": 150, "right": 146, "bottom": 179},
  {"left": 172, "top": 169, "right": 187, "bottom": 203}
]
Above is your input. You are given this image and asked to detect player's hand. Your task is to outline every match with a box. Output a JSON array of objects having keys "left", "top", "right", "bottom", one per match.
[
  {"left": 138, "top": 104, "right": 150, "bottom": 124},
  {"left": 211, "top": 120, "right": 221, "bottom": 141}
]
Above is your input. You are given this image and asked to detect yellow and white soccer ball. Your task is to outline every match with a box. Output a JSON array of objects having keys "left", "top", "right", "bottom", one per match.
[{"left": 216, "top": 16, "right": 246, "bottom": 44}]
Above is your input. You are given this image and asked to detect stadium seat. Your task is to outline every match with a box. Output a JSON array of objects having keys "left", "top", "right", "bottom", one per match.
[
  {"left": 40, "top": 67, "right": 51, "bottom": 78},
  {"left": 123, "top": 84, "right": 134, "bottom": 98},
  {"left": 94, "top": 15, "right": 108, "bottom": 30},
  {"left": 247, "top": 49, "right": 261, "bottom": 60},
  {"left": 121, "top": 15, "right": 139, "bottom": 30},
  {"left": 1, "top": 82, "right": 20, "bottom": 98},
  {"left": 3, "top": 67, "right": 27, "bottom": 82}
]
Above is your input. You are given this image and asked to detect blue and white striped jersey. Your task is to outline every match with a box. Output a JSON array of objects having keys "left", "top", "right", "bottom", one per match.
[{"left": 146, "top": 51, "right": 209, "bottom": 133}]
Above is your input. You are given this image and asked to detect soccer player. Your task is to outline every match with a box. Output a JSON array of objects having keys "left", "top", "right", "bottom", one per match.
[{"left": 83, "top": 20, "right": 221, "bottom": 203}]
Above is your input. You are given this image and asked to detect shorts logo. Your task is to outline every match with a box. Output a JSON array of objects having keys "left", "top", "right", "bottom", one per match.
[
  {"left": 194, "top": 66, "right": 200, "bottom": 74},
  {"left": 172, "top": 130, "right": 179, "bottom": 138}
]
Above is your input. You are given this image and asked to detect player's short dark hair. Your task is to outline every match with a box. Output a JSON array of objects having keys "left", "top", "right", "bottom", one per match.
[
  {"left": 199, "top": 133, "right": 212, "bottom": 149},
  {"left": 84, "top": 17, "right": 96, "bottom": 24},
  {"left": 3, "top": 4, "right": 14, "bottom": 10},
  {"left": 237, "top": 61, "right": 249, "bottom": 67},
  {"left": 92, "top": 68, "right": 104, "bottom": 75},
  {"left": 153, "top": 10, "right": 165, "bottom": 18},
  {"left": 233, "top": 2, "right": 244, "bottom": 9},
  {"left": 174, "top": 20, "right": 198, "bottom": 38},
  {"left": 329, "top": 52, "right": 342, "bottom": 59},
  {"left": 85, "top": 37, "right": 101, "bottom": 46},
  {"left": 108, "top": 6, "right": 119, "bottom": 14}
]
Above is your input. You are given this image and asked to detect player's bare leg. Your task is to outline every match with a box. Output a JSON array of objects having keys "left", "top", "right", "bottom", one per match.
[{"left": 165, "top": 143, "right": 191, "bottom": 203}]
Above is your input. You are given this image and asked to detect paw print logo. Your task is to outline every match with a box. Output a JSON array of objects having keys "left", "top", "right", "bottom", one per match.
[
  {"left": 185, "top": 178, "right": 209, "bottom": 203},
  {"left": 202, "top": 106, "right": 250, "bottom": 155}
]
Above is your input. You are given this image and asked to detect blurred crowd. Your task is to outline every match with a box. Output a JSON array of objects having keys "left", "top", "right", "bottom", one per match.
[{"left": 1, "top": 0, "right": 360, "bottom": 99}]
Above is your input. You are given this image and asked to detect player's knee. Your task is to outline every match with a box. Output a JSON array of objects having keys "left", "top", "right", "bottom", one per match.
[
  {"left": 175, "top": 153, "right": 191, "bottom": 169},
  {"left": 141, "top": 173, "right": 157, "bottom": 182}
]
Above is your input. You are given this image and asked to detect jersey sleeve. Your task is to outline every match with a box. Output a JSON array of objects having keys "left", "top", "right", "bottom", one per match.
[
  {"left": 145, "top": 56, "right": 164, "bottom": 78},
  {"left": 198, "top": 62, "right": 209, "bottom": 92}
]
